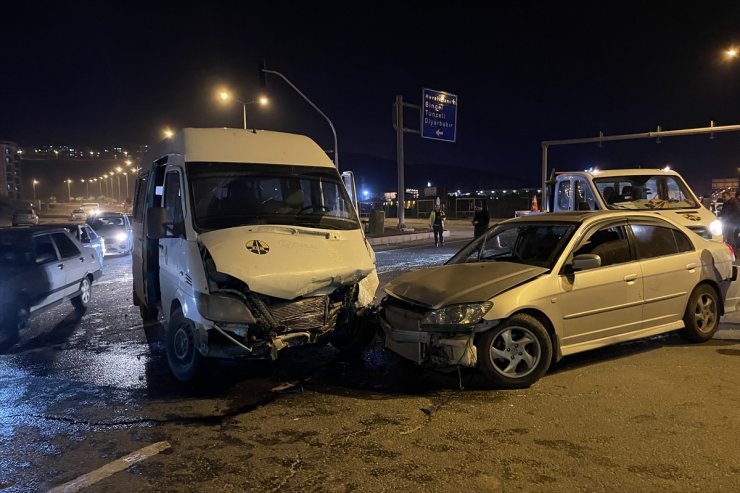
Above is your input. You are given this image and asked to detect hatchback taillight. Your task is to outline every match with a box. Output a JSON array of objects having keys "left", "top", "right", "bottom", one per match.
[{"left": 726, "top": 242, "right": 735, "bottom": 261}]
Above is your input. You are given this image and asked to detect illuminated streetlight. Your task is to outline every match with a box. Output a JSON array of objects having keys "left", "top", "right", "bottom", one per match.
[
  {"left": 163, "top": 128, "right": 174, "bottom": 139},
  {"left": 65, "top": 179, "right": 73, "bottom": 202},
  {"left": 726, "top": 47, "right": 738, "bottom": 59},
  {"left": 32, "top": 179, "right": 39, "bottom": 200},
  {"left": 216, "top": 88, "right": 269, "bottom": 129},
  {"left": 115, "top": 167, "right": 123, "bottom": 200},
  {"left": 109, "top": 172, "right": 115, "bottom": 199},
  {"left": 123, "top": 172, "right": 129, "bottom": 200},
  {"left": 81, "top": 179, "right": 89, "bottom": 197}
]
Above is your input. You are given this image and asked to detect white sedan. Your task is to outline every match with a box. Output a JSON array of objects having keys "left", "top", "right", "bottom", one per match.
[{"left": 380, "top": 211, "right": 739, "bottom": 389}]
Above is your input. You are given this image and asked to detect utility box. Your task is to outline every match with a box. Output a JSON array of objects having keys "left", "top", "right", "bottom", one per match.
[{"left": 368, "top": 210, "right": 385, "bottom": 236}]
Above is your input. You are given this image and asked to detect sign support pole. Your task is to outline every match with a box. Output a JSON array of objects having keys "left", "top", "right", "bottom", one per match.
[{"left": 395, "top": 95, "right": 406, "bottom": 230}]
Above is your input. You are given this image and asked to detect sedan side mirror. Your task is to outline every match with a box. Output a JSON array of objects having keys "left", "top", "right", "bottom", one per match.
[{"left": 572, "top": 253, "right": 601, "bottom": 271}]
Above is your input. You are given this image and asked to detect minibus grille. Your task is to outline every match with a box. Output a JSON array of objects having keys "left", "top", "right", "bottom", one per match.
[{"left": 269, "top": 296, "right": 327, "bottom": 331}]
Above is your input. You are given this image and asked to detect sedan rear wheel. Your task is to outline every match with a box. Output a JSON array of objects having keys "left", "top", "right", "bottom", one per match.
[
  {"left": 681, "top": 284, "right": 719, "bottom": 343},
  {"left": 71, "top": 277, "right": 92, "bottom": 313},
  {"left": 476, "top": 313, "right": 553, "bottom": 389}
]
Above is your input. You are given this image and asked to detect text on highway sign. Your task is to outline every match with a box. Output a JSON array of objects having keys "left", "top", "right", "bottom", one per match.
[{"left": 421, "top": 88, "right": 458, "bottom": 142}]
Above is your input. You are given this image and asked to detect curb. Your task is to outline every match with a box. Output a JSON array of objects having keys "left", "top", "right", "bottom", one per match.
[
  {"left": 714, "top": 328, "right": 740, "bottom": 341},
  {"left": 367, "top": 230, "right": 450, "bottom": 246}
]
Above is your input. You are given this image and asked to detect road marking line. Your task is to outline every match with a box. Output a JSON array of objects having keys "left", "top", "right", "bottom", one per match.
[{"left": 48, "top": 441, "right": 171, "bottom": 493}]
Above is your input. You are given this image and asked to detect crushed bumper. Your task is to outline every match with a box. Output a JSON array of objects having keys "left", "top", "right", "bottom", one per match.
[{"left": 379, "top": 316, "right": 477, "bottom": 368}]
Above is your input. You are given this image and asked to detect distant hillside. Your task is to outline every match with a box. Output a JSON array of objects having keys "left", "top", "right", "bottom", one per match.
[{"left": 341, "top": 153, "right": 532, "bottom": 193}]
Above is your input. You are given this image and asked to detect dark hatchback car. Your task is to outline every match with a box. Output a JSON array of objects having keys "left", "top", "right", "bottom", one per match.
[{"left": 0, "top": 227, "right": 102, "bottom": 343}]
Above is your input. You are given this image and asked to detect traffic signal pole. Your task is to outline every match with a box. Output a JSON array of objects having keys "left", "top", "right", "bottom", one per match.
[{"left": 541, "top": 121, "right": 740, "bottom": 211}]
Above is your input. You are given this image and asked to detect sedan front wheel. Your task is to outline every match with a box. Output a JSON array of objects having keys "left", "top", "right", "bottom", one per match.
[{"left": 476, "top": 313, "right": 553, "bottom": 389}]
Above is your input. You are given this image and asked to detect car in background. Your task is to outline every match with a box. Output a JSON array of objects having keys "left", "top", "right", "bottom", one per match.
[
  {"left": 88, "top": 212, "right": 132, "bottom": 255},
  {"left": 0, "top": 226, "right": 102, "bottom": 343},
  {"left": 82, "top": 202, "right": 100, "bottom": 217},
  {"left": 70, "top": 208, "right": 88, "bottom": 221},
  {"left": 39, "top": 222, "right": 105, "bottom": 269},
  {"left": 380, "top": 210, "right": 738, "bottom": 389},
  {"left": 12, "top": 209, "right": 39, "bottom": 226}
]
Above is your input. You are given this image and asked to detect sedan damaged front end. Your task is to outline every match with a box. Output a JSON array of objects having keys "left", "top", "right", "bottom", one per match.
[{"left": 380, "top": 295, "right": 497, "bottom": 368}]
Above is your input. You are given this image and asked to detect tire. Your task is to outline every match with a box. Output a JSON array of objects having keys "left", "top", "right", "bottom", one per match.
[
  {"left": 139, "top": 304, "right": 159, "bottom": 322},
  {"left": 330, "top": 308, "right": 378, "bottom": 356},
  {"left": 476, "top": 313, "right": 553, "bottom": 389},
  {"left": 166, "top": 307, "right": 203, "bottom": 382},
  {"left": 680, "top": 284, "right": 719, "bottom": 343},
  {"left": 71, "top": 277, "right": 92, "bottom": 313},
  {"left": 1, "top": 300, "right": 29, "bottom": 344}
]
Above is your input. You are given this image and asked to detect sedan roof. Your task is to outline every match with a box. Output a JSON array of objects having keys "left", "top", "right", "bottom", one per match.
[{"left": 505, "top": 210, "right": 697, "bottom": 230}]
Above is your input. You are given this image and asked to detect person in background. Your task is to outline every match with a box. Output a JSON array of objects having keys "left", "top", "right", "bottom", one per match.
[
  {"left": 430, "top": 203, "right": 446, "bottom": 247},
  {"left": 719, "top": 191, "right": 739, "bottom": 248},
  {"left": 472, "top": 204, "right": 490, "bottom": 238}
]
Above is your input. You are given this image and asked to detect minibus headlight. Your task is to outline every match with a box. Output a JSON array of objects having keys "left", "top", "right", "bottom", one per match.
[{"left": 196, "top": 293, "right": 256, "bottom": 324}]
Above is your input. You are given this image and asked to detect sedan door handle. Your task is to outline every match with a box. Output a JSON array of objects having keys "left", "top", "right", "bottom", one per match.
[
  {"left": 686, "top": 263, "right": 697, "bottom": 270},
  {"left": 58, "top": 263, "right": 64, "bottom": 270},
  {"left": 158, "top": 244, "right": 164, "bottom": 250},
  {"left": 623, "top": 273, "right": 638, "bottom": 282},
  {"left": 79, "top": 257, "right": 85, "bottom": 262}
]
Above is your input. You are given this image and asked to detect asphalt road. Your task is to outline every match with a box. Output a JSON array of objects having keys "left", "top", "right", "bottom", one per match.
[{"left": 0, "top": 239, "right": 739, "bottom": 492}]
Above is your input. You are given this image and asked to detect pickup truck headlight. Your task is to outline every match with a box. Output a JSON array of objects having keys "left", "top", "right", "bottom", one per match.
[
  {"left": 196, "top": 293, "right": 256, "bottom": 324},
  {"left": 421, "top": 302, "right": 493, "bottom": 328},
  {"left": 115, "top": 232, "right": 129, "bottom": 242}
]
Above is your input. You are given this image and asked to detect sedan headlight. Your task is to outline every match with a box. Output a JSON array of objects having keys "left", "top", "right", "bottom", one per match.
[
  {"left": 421, "top": 302, "right": 493, "bottom": 328},
  {"left": 115, "top": 232, "right": 129, "bottom": 242},
  {"left": 710, "top": 219, "right": 723, "bottom": 237},
  {"left": 196, "top": 292, "right": 256, "bottom": 324}
]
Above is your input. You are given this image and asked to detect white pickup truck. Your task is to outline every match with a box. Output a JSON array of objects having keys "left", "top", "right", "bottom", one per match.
[{"left": 547, "top": 168, "right": 722, "bottom": 241}]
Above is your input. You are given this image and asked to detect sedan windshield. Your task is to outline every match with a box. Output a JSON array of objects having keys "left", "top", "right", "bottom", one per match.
[
  {"left": 187, "top": 162, "right": 360, "bottom": 231},
  {"left": 448, "top": 222, "right": 576, "bottom": 268},
  {"left": 594, "top": 175, "right": 699, "bottom": 210}
]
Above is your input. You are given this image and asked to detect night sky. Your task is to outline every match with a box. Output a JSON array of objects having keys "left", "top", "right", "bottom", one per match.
[{"left": 3, "top": 1, "right": 740, "bottom": 193}]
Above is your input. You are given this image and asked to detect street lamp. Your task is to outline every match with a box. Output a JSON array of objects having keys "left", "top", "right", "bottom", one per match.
[
  {"left": 94, "top": 178, "right": 102, "bottom": 196},
  {"left": 32, "top": 179, "right": 39, "bottom": 200},
  {"left": 260, "top": 67, "right": 339, "bottom": 169},
  {"left": 81, "top": 179, "right": 89, "bottom": 198},
  {"left": 122, "top": 172, "right": 129, "bottom": 200},
  {"left": 100, "top": 176, "right": 108, "bottom": 196},
  {"left": 163, "top": 128, "right": 174, "bottom": 139},
  {"left": 109, "top": 173, "right": 115, "bottom": 199},
  {"left": 217, "top": 89, "right": 269, "bottom": 129},
  {"left": 725, "top": 47, "right": 738, "bottom": 59},
  {"left": 115, "top": 167, "right": 123, "bottom": 200},
  {"left": 65, "top": 179, "right": 72, "bottom": 202}
]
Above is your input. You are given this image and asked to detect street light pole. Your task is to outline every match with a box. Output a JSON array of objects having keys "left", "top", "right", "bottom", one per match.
[
  {"left": 32, "top": 179, "right": 38, "bottom": 201},
  {"left": 123, "top": 172, "right": 129, "bottom": 200},
  {"left": 66, "top": 179, "right": 72, "bottom": 202},
  {"left": 261, "top": 68, "right": 339, "bottom": 169}
]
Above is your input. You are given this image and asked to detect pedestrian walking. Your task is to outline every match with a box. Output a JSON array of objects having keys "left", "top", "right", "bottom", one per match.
[
  {"left": 430, "top": 203, "right": 446, "bottom": 247},
  {"left": 719, "top": 191, "right": 740, "bottom": 248},
  {"left": 472, "top": 204, "right": 490, "bottom": 238}
]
